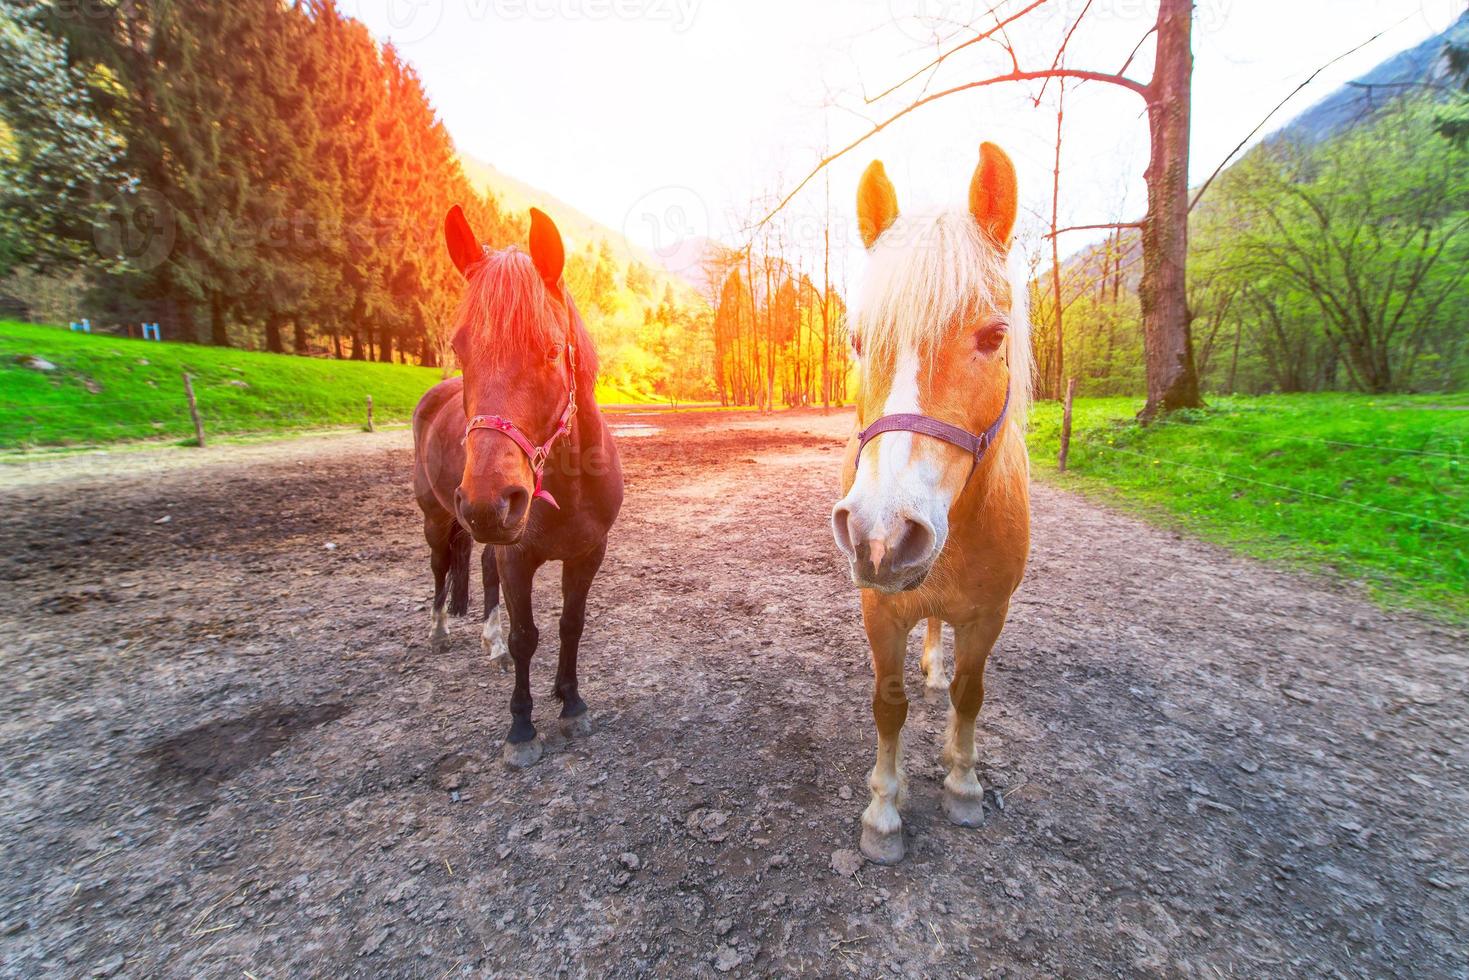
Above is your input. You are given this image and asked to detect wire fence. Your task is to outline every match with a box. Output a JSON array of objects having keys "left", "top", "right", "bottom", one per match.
[
  {"left": 1094, "top": 442, "right": 1468, "bottom": 533},
  {"left": 1143, "top": 413, "right": 1466, "bottom": 461}
]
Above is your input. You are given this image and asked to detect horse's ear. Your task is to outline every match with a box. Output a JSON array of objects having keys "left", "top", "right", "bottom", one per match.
[
  {"left": 445, "top": 205, "right": 481, "bottom": 278},
  {"left": 528, "top": 207, "right": 565, "bottom": 286},
  {"left": 969, "top": 142, "right": 1018, "bottom": 251},
  {"left": 857, "top": 160, "right": 899, "bottom": 250}
]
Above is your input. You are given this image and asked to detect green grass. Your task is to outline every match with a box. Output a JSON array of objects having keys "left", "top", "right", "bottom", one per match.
[
  {"left": 0, "top": 321, "right": 654, "bottom": 449},
  {"left": 1027, "top": 393, "right": 1468, "bottom": 620}
]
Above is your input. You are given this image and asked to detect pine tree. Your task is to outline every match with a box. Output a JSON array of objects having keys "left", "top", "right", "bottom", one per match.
[
  {"left": 0, "top": 7, "right": 125, "bottom": 276},
  {"left": 308, "top": 4, "right": 392, "bottom": 359}
]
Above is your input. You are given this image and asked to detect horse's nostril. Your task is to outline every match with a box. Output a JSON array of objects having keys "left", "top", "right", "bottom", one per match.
[
  {"left": 500, "top": 486, "right": 530, "bottom": 526},
  {"left": 832, "top": 505, "right": 856, "bottom": 556},
  {"left": 889, "top": 518, "right": 936, "bottom": 571}
]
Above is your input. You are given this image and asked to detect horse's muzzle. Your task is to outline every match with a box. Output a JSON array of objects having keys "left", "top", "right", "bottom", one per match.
[
  {"left": 831, "top": 506, "right": 938, "bottom": 593},
  {"left": 456, "top": 485, "right": 530, "bottom": 544}
]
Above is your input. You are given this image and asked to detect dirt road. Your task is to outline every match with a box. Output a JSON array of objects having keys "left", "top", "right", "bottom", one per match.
[{"left": 1, "top": 411, "right": 1464, "bottom": 977}]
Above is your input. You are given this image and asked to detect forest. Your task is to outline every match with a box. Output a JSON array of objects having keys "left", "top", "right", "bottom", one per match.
[
  {"left": 1028, "top": 39, "right": 1469, "bottom": 401},
  {"left": 2, "top": 2, "right": 1466, "bottom": 407},
  {"left": 0, "top": 0, "right": 721, "bottom": 403}
]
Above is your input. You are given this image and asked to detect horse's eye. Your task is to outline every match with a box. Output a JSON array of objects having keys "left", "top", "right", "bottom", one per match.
[
  {"left": 851, "top": 334, "right": 863, "bottom": 358},
  {"left": 975, "top": 324, "right": 1007, "bottom": 354},
  {"left": 548, "top": 344, "right": 563, "bottom": 361}
]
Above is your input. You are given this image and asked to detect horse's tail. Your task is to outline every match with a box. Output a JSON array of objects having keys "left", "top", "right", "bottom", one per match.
[{"left": 446, "top": 521, "right": 473, "bottom": 617}]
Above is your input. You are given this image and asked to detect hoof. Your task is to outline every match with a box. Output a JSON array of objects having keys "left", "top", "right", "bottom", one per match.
[
  {"left": 923, "top": 676, "right": 950, "bottom": 698},
  {"left": 859, "top": 824, "right": 905, "bottom": 865},
  {"left": 481, "top": 615, "right": 509, "bottom": 670},
  {"left": 481, "top": 638, "right": 510, "bottom": 672},
  {"left": 943, "top": 787, "right": 986, "bottom": 827},
  {"left": 558, "top": 711, "right": 595, "bottom": 738},
  {"left": 502, "top": 735, "right": 544, "bottom": 770}
]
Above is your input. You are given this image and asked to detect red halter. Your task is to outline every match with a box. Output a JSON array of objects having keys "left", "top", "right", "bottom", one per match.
[{"left": 464, "top": 343, "right": 578, "bottom": 510}]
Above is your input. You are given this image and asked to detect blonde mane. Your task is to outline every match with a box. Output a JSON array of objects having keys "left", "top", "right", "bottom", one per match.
[{"left": 854, "top": 208, "right": 1033, "bottom": 435}]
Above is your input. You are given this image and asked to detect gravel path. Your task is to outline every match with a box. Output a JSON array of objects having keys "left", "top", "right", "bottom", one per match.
[{"left": 1, "top": 409, "right": 1464, "bottom": 978}]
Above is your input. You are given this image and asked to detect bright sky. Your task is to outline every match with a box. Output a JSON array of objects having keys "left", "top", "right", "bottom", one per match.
[{"left": 346, "top": 0, "right": 1457, "bottom": 284}]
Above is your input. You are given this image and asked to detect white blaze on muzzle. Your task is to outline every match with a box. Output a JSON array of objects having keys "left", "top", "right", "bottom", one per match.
[{"left": 832, "top": 350, "right": 952, "bottom": 575}]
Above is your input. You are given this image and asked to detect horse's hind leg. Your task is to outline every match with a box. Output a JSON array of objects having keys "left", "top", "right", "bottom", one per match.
[
  {"left": 920, "top": 617, "right": 948, "bottom": 693},
  {"left": 554, "top": 543, "right": 606, "bottom": 738},
  {"left": 498, "top": 548, "right": 545, "bottom": 769},
  {"left": 480, "top": 546, "right": 509, "bottom": 672},
  {"left": 859, "top": 606, "right": 911, "bottom": 865},
  {"left": 941, "top": 613, "right": 1005, "bottom": 827},
  {"left": 425, "top": 516, "right": 454, "bottom": 648}
]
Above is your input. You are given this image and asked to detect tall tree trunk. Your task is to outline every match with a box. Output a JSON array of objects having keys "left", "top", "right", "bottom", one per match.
[
  {"left": 417, "top": 309, "right": 436, "bottom": 368},
  {"left": 209, "top": 293, "right": 230, "bottom": 347},
  {"left": 379, "top": 331, "right": 393, "bottom": 363},
  {"left": 1227, "top": 317, "right": 1242, "bottom": 394},
  {"left": 265, "top": 313, "right": 284, "bottom": 354},
  {"left": 349, "top": 299, "right": 366, "bottom": 360},
  {"left": 293, "top": 319, "right": 308, "bottom": 355},
  {"left": 1050, "top": 80, "right": 1066, "bottom": 402},
  {"left": 175, "top": 296, "right": 199, "bottom": 344},
  {"left": 745, "top": 250, "right": 757, "bottom": 406},
  {"left": 1138, "top": 0, "right": 1202, "bottom": 420},
  {"left": 1111, "top": 231, "right": 1123, "bottom": 304}
]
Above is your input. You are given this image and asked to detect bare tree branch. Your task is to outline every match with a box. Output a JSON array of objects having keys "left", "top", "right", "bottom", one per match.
[
  {"left": 1035, "top": 0, "right": 1095, "bottom": 105},
  {"left": 1117, "top": 25, "right": 1157, "bottom": 79},
  {"left": 764, "top": 68, "right": 1149, "bottom": 225},
  {"left": 1045, "top": 221, "right": 1143, "bottom": 239},
  {"left": 864, "top": 0, "right": 1053, "bottom": 106}
]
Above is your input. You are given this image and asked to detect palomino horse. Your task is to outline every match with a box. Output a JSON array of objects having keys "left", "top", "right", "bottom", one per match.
[
  {"left": 831, "top": 143, "right": 1031, "bottom": 863},
  {"left": 412, "top": 206, "right": 623, "bottom": 768}
]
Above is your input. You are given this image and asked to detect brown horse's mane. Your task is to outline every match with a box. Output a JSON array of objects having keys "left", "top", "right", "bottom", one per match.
[{"left": 454, "top": 245, "right": 600, "bottom": 388}]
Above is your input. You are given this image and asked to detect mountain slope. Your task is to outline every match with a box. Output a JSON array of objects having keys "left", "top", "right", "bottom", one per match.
[
  {"left": 458, "top": 155, "right": 703, "bottom": 306},
  {"left": 1273, "top": 11, "right": 1469, "bottom": 146}
]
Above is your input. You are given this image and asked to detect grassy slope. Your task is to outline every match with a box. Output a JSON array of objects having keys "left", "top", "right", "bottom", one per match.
[
  {"left": 1027, "top": 394, "right": 1468, "bottom": 619},
  {"left": 0, "top": 321, "right": 653, "bottom": 449}
]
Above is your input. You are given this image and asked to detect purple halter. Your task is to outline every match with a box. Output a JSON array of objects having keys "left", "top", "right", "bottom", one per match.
[{"left": 856, "top": 388, "right": 1011, "bottom": 479}]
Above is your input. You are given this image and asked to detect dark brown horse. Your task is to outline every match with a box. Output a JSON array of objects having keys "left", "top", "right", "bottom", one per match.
[{"left": 412, "top": 205, "right": 623, "bottom": 768}]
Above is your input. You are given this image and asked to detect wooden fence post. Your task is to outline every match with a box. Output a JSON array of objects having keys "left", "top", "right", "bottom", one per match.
[
  {"left": 365, "top": 395, "right": 375, "bottom": 433},
  {"left": 1058, "top": 377, "right": 1077, "bottom": 473},
  {"left": 182, "top": 371, "right": 206, "bottom": 447}
]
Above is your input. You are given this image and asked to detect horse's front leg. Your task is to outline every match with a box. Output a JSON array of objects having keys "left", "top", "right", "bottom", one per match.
[
  {"left": 480, "top": 545, "right": 509, "bottom": 672},
  {"left": 498, "top": 548, "right": 545, "bottom": 769},
  {"left": 859, "top": 601, "right": 911, "bottom": 864},
  {"left": 941, "top": 612, "right": 1005, "bottom": 827},
  {"left": 554, "top": 542, "right": 606, "bottom": 738}
]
